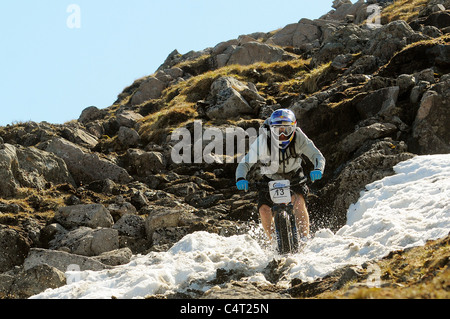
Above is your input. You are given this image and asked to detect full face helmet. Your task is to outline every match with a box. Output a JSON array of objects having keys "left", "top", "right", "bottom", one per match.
[{"left": 269, "top": 109, "right": 297, "bottom": 150}]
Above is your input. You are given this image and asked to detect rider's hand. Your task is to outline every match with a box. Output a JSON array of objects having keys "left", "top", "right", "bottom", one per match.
[
  {"left": 310, "top": 170, "right": 323, "bottom": 182},
  {"left": 236, "top": 179, "right": 249, "bottom": 191}
]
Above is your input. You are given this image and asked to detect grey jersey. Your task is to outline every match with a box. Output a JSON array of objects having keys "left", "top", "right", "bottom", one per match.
[{"left": 235, "top": 126, "right": 325, "bottom": 181}]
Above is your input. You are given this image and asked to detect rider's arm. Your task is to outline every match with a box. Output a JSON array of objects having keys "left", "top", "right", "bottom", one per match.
[
  {"left": 295, "top": 128, "right": 326, "bottom": 173},
  {"left": 235, "top": 134, "right": 265, "bottom": 181}
]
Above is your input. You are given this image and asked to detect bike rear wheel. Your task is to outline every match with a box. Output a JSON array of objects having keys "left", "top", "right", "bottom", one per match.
[{"left": 274, "top": 210, "right": 299, "bottom": 254}]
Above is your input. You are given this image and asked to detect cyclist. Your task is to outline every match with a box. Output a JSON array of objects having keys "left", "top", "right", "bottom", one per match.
[{"left": 235, "top": 109, "right": 325, "bottom": 241}]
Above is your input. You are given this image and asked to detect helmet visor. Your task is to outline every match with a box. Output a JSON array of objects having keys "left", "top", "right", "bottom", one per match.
[{"left": 270, "top": 124, "right": 295, "bottom": 137}]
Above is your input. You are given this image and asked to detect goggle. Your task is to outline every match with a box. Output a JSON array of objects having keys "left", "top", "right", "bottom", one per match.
[{"left": 270, "top": 124, "right": 295, "bottom": 137}]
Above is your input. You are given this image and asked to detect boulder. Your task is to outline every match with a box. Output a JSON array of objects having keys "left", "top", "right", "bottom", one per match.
[
  {"left": 340, "top": 123, "right": 398, "bottom": 153},
  {"left": 39, "top": 137, "right": 132, "bottom": 185},
  {"left": 49, "top": 227, "right": 119, "bottom": 257},
  {"left": 410, "top": 10, "right": 450, "bottom": 30},
  {"left": 9, "top": 264, "right": 66, "bottom": 299},
  {"left": 54, "top": 204, "right": 114, "bottom": 229},
  {"left": 225, "top": 41, "right": 297, "bottom": 66},
  {"left": 144, "top": 206, "right": 197, "bottom": 239},
  {"left": 364, "top": 20, "right": 426, "bottom": 63},
  {"left": 212, "top": 39, "right": 239, "bottom": 55},
  {"left": 61, "top": 124, "right": 99, "bottom": 148},
  {"left": 205, "top": 77, "right": 265, "bottom": 120},
  {"left": 0, "top": 273, "right": 14, "bottom": 298},
  {"left": 378, "top": 37, "right": 450, "bottom": 78},
  {"left": 39, "top": 223, "right": 68, "bottom": 248},
  {"left": 202, "top": 280, "right": 289, "bottom": 299},
  {"left": 126, "top": 148, "right": 167, "bottom": 175},
  {"left": 107, "top": 199, "right": 137, "bottom": 221},
  {"left": 323, "top": 0, "right": 368, "bottom": 22},
  {"left": 23, "top": 248, "right": 112, "bottom": 272},
  {"left": 356, "top": 86, "right": 400, "bottom": 119},
  {"left": 112, "top": 214, "right": 146, "bottom": 237},
  {"left": 145, "top": 209, "right": 184, "bottom": 239},
  {"left": 131, "top": 76, "right": 167, "bottom": 105},
  {"left": 116, "top": 110, "right": 144, "bottom": 128},
  {"left": 91, "top": 247, "right": 133, "bottom": 266},
  {"left": 313, "top": 24, "right": 371, "bottom": 65},
  {"left": 117, "top": 126, "right": 140, "bottom": 147},
  {"left": 78, "top": 106, "right": 107, "bottom": 124},
  {"left": 412, "top": 79, "right": 450, "bottom": 154},
  {"left": 165, "top": 182, "right": 200, "bottom": 197},
  {"left": 268, "top": 19, "right": 321, "bottom": 50},
  {"left": 0, "top": 143, "right": 75, "bottom": 198},
  {"left": 0, "top": 227, "right": 30, "bottom": 272}
]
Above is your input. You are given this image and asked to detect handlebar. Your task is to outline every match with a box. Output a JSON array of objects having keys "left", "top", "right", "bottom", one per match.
[{"left": 248, "top": 176, "right": 307, "bottom": 191}]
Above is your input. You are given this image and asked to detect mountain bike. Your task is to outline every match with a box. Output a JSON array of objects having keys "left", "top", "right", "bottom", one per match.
[{"left": 268, "top": 179, "right": 304, "bottom": 254}]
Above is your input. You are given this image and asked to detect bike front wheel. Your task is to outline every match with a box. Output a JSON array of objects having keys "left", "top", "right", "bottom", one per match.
[{"left": 274, "top": 210, "right": 299, "bottom": 254}]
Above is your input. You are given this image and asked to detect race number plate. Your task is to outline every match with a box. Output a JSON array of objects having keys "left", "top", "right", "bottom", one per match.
[{"left": 269, "top": 180, "right": 291, "bottom": 204}]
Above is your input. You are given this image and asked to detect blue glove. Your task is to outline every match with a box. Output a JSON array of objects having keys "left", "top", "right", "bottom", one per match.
[
  {"left": 236, "top": 180, "right": 249, "bottom": 191},
  {"left": 310, "top": 170, "right": 323, "bottom": 182}
]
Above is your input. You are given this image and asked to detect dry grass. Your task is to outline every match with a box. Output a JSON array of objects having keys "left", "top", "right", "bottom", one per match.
[
  {"left": 401, "top": 33, "right": 450, "bottom": 51},
  {"left": 137, "top": 58, "right": 311, "bottom": 143},
  {"left": 139, "top": 102, "right": 198, "bottom": 143},
  {"left": 381, "top": 0, "right": 429, "bottom": 24},
  {"left": 300, "top": 62, "right": 333, "bottom": 94},
  {"left": 315, "top": 235, "right": 450, "bottom": 299}
]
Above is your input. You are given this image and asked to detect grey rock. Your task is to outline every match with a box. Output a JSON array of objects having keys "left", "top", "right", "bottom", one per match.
[
  {"left": 202, "top": 280, "right": 290, "bottom": 299},
  {"left": 54, "top": 204, "right": 114, "bottom": 229},
  {"left": 0, "top": 227, "right": 30, "bottom": 273},
  {"left": 364, "top": 20, "right": 426, "bottom": 63},
  {"left": 227, "top": 41, "right": 296, "bottom": 66},
  {"left": 356, "top": 86, "right": 400, "bottom": 119},
  {"left": 131, "top": 76, "right": 167, "bottom": 105},
  {"left": 10, "top": 264, "right": 66, "bottom": 299},
  {"left": 50, "top": 227, "right": 119, "bottom": 257},
  {"left": 205, "top": 77, "right": 264, "bottom": 120},
  {"left": 118, "top": 126, "right": 140, "bottom": 147},
  {"left": 165, "top": 182, "right": 200, "bottom": 197},
  {"left": 0, "top": 143, "right": 75, "bottom": 197},
  {"left": 107, "top": 200, "right": 137, "bottom": 221},
  {"left": 24, "top": 248, "right": 112, "bottom": 272},
  {"left": 341, "top": 123, "right": 398, "bottom": 153},
  {"left": 144, "top": 206, "right": 197, "bottom": 239},
  {"left": 127, "top": 148, "right": 167, "bottom": 175},
  {"left": 116, "top": 110, "right": 144, "bottom": 128},
  {"left": 113, "top": 214, "right": 145, "bottom": 237},
  {"left": 412, "top": 79, "right": 450, "bottom": 154},
  {"left": 78, "top": 106, "right": 107, "bottom": 124},
  {"left": 40, "top": 137, "right": 132, "bottom": 185},
  {"left": 92, "top": 247, "right": 133, "bottom": 266},
  {"left": 0, "top": 273, "right": 15, "bottom": 298},
  {"left": 39, "top": 223, "right": 68, "bottom": 248},
  {"left": 61, "top": 124, "right": 99, "bottom": 148},
  {"left": 268, "top": 19, "right": 321, "bottom": 50}
]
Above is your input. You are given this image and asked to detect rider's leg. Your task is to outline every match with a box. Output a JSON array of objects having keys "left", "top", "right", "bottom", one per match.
[
  {"left": 292, "top": 193, "right": 310, "bottom": 238},
  {"left": 259, "top": 204, "right": 273, "bottom": 240}
]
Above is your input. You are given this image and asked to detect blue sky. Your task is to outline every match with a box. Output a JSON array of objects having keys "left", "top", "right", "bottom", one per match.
[{"left": 0, "top": 0, "right": 334, "bottom": 126}]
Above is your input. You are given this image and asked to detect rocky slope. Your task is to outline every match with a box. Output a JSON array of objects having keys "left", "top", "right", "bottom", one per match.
[{"left": 0, "top": 0, "right": 449, "bottom": 299}]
